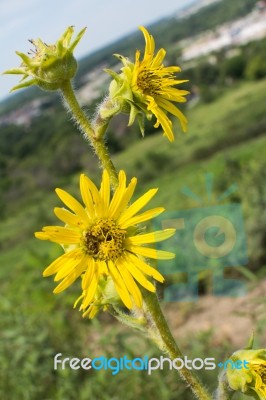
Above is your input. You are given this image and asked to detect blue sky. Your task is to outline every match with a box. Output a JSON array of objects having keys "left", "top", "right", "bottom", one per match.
[{"left": 0, "top": 0, "right": 195, "bottom": 101}]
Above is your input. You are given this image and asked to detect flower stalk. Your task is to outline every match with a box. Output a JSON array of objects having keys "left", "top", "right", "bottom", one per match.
[
  {"left": 216, "top": 371, "right": 234, "bottom": 400},
  {"left": 142, "top": 290, "right": 212, "bottom": 400},
  {"left": 60, "top": 80, "right": 119, "bottom": 188}
]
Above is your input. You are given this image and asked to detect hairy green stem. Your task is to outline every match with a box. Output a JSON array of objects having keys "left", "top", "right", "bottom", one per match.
[
  {"left": 216, "top": 372, "right": 234, "bottom": 400},
  {"left": 60, "top": 80, "right": 118, "bottom": 188},
  {"left": 143, "top": 291, "right": 212, "bottom": 400},
  {"left": 93, "top": 98, "right": 114, "bottom": 140}
]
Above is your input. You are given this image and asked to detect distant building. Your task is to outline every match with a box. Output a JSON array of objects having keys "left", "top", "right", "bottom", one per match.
[
  {"left": 256, "top": 0, "right": 266, "bottom": 11},
  {"left": 181, "top": 5, "right": 266, "bottom": 61}
]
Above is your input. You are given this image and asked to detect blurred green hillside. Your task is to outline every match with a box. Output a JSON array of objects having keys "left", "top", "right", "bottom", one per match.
[{"left": 1, "top": 0, "right": 266, "bottom": 399}]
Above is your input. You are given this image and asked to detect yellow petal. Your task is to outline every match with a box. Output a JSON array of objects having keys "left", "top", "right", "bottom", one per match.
[
  {"left": 151, "top": 48, "right": 166, "bottom": 68},
  {"left": 54, "top": 254, "right": 86, "bottom": 281},
  {"left": 108, "top": 170, "right": 127, "bottom": 218},
  {"left": 83, "top": 305, "right": 98, "bottom": 319},
  {"left": 147, "top": 99, "right": 174, "bottom": 142},
  {"left": 99, "top": 170, "right": 110, "bottom": 212},
  {"left": 55, "top": 188, "right": 89, "bottom": 222},
  {"left": 80, "top": 173, "right": 102, "bottom": 216},
  {"left": 163, "top": 66, "right": 182, "bottom": 73},
  {"left": 81, "top": 272, "right": 99, "bottom": 308},
  {"left": 41, "top": 226, "right": 81, "bottom": 244},
  {"left": 53, "top": 261, "right": 86, "bottom": 293},
  {"left": 54, "top": 207, "right": 86, "bottom": 228},
  {"left": 37, "top": 226, "right": 80, "bottom": 244},
  {"left": 116, "top": 259, "right": 142, "bottom": 308},
  {"left": 126, "top": 228, "right": 176, "bottom": 245},
  {"left": 97, "top": 260, "right": 108, "bottom": 275},
  {"left": 43, "top": 249, "right": 82, "bottom": 276},
  {"left": 163, "top": 87, "right": 190, "bottom": 97},
  {"left": 128, "top": 245, "right": 175, "bottom": 260},
  {"left": 126, "top": 252, "right": 164, "bottom": 283},
  {"left": 120, "top": 207, "right": 165, "bottom": 228},
  {"left": 82, "top": 258, "right": 95, "bottom": 290},
  {"left": 73, "top": 292, "right": 84, "bottom": 309},
  {"left": 108, "top": 260, "right": 132, "bottom": 309},
  {"left": 111, "top": 177, "right": 137, "bottom": 220},
  {"left": 35, "top": 232, "right": 49, "bottom": 240},
  {"left": 156, "top": 97, "right": 188, "bottom": 132},
  {"left": 118, "top": 188, "right": 158, "bottom": 225},
  {"left": 123, "top": 255, "right": 155, "bottom": 292},
  {"left": 139, "top": 26, "right": 155, "bottom": 60}
]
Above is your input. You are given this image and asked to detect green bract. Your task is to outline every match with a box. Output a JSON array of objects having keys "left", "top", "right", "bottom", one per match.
[
  {"left": 226, "top": 348, "right": 266, "bottom": 400},
  {"left": 102, "top": 55, "right": 148, "bottom": 136},
  {"left": 4, "top": 26, "right": 86, "bottom": 91}
]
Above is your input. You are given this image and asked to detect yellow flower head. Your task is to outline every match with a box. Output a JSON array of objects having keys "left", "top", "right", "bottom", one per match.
[
  {"left": 35, "top": 170, "right": 175, "bottom": 317},
  {"left": 104, "top": 26, "right": 189, "bottom": 142},
  {"left": 226, "top": 348, "right": 266, "bottom": 400},
  {"left": 4, "top": 26, "right": 86, "bottom": 92}
]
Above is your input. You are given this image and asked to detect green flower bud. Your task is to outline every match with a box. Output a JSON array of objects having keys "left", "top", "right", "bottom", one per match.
[
  {"left": 226, "top": 348, "right": 266, "bottom": 399},
  {"left": 74, "top": 276, "right": 123, "bottom": 319},
  {"left": 4, "top": 26, "right": 86, "bottom": 92}
]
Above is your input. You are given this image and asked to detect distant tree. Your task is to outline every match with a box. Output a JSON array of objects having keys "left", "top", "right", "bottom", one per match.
[
  {"left": 222, "top": 55, "right": 246, "bottom": 80},
  {"left": 245, "top": 54, "right": 266, "bottom": 80},
  {"left": 194, "top": 62, "right": 220, "bottom": 85}
]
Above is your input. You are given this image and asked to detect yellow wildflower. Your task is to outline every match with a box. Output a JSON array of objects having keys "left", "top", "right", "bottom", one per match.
[
  {"left": 35, "top": 170, "right": 175, "bottom": 316},
  {"left": 226, "top": 348, "right": 266, "bottom": 399},
  {"left": 104, "top": 26, "right": 189, "bottom": 142}
]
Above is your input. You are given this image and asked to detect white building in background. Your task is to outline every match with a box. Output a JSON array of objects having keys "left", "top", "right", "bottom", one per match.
[
  {"left": 181, "top": 5, "right": 266, "bottom": 61},
  {"left": 177, "top": 0, "right": 222, "bottom": 19}
]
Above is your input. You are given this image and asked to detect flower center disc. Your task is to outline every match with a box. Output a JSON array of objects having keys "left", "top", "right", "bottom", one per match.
[
  {"left": 137, "top": 68, "right": 162, "bottom": 95},
  {"left": 258, "top": 366, "right": 266, "bottom": 384},
  {"left": 83, "top": 219, "right": 126, "bottom": 261}
]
